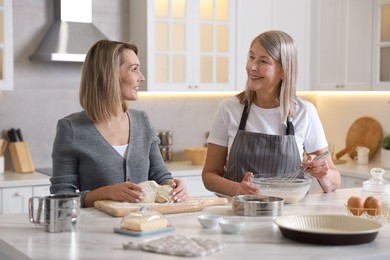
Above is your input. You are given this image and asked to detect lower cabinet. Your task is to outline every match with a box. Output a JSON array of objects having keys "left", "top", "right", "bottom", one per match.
[
  {"left": 178, "top": 175, "right": 215, "bottom": 197},
  {"left": 0, "top": 185, "right": 50, "bottom": 214}
]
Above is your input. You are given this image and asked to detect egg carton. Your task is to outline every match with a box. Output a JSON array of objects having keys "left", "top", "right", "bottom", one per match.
[{"left": 345, "top": 205, "right": 390, "bottom": 222}]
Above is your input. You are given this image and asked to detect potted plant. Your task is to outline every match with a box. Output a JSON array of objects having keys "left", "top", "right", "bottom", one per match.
[{"left": 381, "top": 134, "right": 390, "bottom": 169}]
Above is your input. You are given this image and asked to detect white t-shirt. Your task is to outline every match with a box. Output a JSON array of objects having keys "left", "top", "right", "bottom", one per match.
[
  {"left": 207, "top": 96, "right": 328, "bottom": 161},
  {"left": 113, "top": 144, "right": 129, "bottom": 158}
]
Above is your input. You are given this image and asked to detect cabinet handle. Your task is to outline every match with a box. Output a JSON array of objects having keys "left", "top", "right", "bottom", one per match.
[
  {"left": 336, "top": 84, "right": 345, "bottom": 88},
  {"left": 14, "top": 192, "right": 26, "bottom": 213}
]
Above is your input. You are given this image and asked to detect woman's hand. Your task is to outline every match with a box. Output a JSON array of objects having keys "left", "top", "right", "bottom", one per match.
[
  {"left": 167, "top": 179, "right": 188, "bottom": 202},
  {"left": 237, "top": 172, "right": 259, "bottom": 195},
  {"left": 301, "top": 154, "right": 330, "bottom": 180},
  {"left": 302, "top": 149, "right": 341, "bottom": 192},
  {"left": 83, "top": 182, "right": 144, "bottom": 207},
  {"left": 106, "top": 182, "right": 144, "bottom": 203}
]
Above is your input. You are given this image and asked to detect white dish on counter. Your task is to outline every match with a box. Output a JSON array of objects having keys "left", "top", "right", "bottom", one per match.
[
  {"left": 218, "top": 219, "right": 245, "bottom": 234},
  {"left": 273, "top": 214, "right": 383, "bottom": 245}
]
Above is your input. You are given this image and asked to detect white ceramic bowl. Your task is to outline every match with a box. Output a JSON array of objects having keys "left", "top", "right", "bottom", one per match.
[
  {"left": 197, "top": 214, "right": 223, "bottom": 228},
  {"left": 218, "top": 219, "right": 245, "bottom": 234}
]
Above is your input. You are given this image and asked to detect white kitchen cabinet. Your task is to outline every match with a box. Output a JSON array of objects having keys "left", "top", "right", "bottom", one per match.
[
  {"left": 372, "top": 0, "right": 390, "bottom": 90},
  {"left": 129, "top": 0, "right": 236, "bottom": 92},
  {"left": 1, "top": 187, "right": 32, "bottom": 214},
  {"left": 33, "top": 185, "right": 51, "bottom": 197},
  {"left": 236, "top": 0, "right": 311, "bottom": 91},
  {"left": 0, "top": 0, "right": 14, "bottom": 91},
  {"left": 311, "top": 0, "right": 373, "bottom": 91},
  {"left": 181, "top": 175, "right": 215, "bottom": 197},
  {"left": 0, "top": 184, "right": 50, "bottom": 215},
  {"left": 168, "top": 162, "right": 215, "bottom": 197},
  {"left": 0, "top": 171, "right": 51, "bottom": 215}
]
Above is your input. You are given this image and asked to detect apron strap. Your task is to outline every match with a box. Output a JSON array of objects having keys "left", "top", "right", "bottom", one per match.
[
  {"left": 239, "top": 104, "right": 295, "bottom": 136},
  {"left": 286, "top": 119, "right": 295, "bottom": 135},
  {"left": 238, "top": 104, "right": 250, "bottom": 131}
]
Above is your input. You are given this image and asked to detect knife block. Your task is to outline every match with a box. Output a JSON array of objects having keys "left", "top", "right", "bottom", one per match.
[{"left": 9, "top": 142, "right": 35, "bottom": 173}]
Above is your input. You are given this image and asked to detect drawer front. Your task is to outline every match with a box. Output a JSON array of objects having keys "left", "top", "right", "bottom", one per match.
[
  {"left": 182, "top": 176, "right": 215, "bottom": 197},
  {"left": 2, "top": 187, "right": 32, "bottom": 214},
  {"left": 33, "top": 185, "right": 51, "bottom": 197}
]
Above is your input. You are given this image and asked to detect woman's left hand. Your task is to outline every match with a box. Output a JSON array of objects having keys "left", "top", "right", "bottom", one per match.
[
  {"left": 301, "top": 149, "right": 341, "bottom": 192},
  {"left": 167, "top": 179, "right": 188, "bottom": 203},
  {"left": 301, "top": 154, "right": 330, "bottom": 180}
]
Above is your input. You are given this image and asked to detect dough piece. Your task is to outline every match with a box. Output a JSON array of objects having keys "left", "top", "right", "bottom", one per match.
[
  {"left": 138, "top": 181, "right": 159, "bottom": 203},
  {"left": 121, "top": 215, "right": 168, "bottom": 232},
  {"left": 156, "top": 185, "right": 174, "bottom": 203}
]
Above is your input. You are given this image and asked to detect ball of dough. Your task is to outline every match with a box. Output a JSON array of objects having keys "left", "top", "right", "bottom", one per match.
[
  {"left": 138, "top": 181, "right": 159, "bottom": 203},
  {"left": 156, "top": 185, "right": 174, "bottom": 203}
]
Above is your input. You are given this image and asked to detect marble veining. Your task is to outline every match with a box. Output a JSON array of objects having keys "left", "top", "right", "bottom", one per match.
[{"left": 0, "top": 188, "right": 390, "bottom": 259}]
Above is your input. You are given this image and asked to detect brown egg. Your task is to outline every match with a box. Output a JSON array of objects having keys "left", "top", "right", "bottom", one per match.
[
  {"left": 364, "top": 196, "right": 381, "bottom": 216},
  {"left": 347, "top": 196, "right": 364, "bottom": 216}
]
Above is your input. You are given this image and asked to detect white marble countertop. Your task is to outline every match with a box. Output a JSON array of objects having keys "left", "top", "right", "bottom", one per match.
[
  {"left": 165, "top": 161, "right": 203, "bottom": 177},
  {"left": 0, "top": 162, "right": 201, "bottom": 189},
  {"left": 336, "top": 158, "right": 390, "bottom": 179},
  {"left": 0, "top": 171, "right": 50, "bottom": 188},
  {"left": 0, "top": 188, "right": 389, "bottom": 260},
  {"left": 1, "top": 159, "right": 389, "bottom": 189}
]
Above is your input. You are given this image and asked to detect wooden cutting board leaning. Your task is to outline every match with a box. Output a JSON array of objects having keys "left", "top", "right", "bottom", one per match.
[
  {"left": 335, "top": 117, "right": 382, "bottom": 160},
  {"left": 94, "top": 197, "right": 229, "bottom": 217}
]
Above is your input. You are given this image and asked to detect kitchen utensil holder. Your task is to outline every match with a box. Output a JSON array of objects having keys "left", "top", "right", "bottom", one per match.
[{"left": 9, "top": 142, "right": 35, "bottom": 173}]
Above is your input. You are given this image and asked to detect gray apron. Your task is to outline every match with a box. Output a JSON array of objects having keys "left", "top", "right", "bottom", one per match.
[{"left": 224, "top": 104, "right": 301, "bottom": 182}]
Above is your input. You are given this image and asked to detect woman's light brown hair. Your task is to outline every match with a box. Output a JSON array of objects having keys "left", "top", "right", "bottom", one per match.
[{"left": 79, "top": 40, "right": 138, "bottom": 122}]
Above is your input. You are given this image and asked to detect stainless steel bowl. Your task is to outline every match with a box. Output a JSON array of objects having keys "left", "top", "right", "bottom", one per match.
[{"left": 232, "top": 195, "right": 284, "bottom": 216}]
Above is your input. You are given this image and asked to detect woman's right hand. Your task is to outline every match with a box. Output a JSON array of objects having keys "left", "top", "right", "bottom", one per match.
[
  {"left": 237, "top": 172, "right": 259, "bottom": 195},
  {"left": 107, "top": 182, "right": 144, "bottom": 203}
]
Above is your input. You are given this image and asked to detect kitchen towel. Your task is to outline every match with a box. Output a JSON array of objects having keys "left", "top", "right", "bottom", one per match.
[{"left": 123, "top": 235, "right": 224, "bottom": 257}]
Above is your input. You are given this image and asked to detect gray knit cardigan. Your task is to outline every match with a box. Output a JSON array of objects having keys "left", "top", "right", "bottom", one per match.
[{"left": 50, "top": 109, "right": 173, "bottom": 207}]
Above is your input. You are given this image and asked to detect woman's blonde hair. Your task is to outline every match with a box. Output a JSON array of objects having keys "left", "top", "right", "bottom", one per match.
[
  {"left": 237, "top": 30, "right": 298, "bottom": 122},
  {"left": 79, "top": 40, "right": 138, "bottom": 122}
]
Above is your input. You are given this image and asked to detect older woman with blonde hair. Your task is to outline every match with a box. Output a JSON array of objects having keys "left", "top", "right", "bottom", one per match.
[
  {"left": 50, "top": 40, "right": 187, "bottom": 207},
  {"left": 202, "top": 30, "right": 340, "bottom": 197}
]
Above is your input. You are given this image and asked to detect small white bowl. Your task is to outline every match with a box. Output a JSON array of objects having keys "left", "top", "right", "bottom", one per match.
[
  {"left": 197, "top": 214, "right": 223, "bottom": 228},
  {"left": 218, "top": 219, "right": 245, "bottom": 234}
]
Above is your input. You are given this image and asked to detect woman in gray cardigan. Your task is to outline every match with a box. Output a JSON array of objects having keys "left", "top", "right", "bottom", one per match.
[{"left": 50, "top": 40, "right": 187, "bottom": 207}]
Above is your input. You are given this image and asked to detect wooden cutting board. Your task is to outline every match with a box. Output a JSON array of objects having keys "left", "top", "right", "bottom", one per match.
[
  {"left": 335, "top": 117, "right": 382, "bottom": 160},
  {"left": 94, "top": 197, "right": 229, "bottom": 217}
]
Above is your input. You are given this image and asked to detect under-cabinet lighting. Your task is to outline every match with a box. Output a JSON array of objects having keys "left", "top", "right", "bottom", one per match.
[
  {"left": 311, "top": 91, "right": 390, "bottom": 96},
  {"left": 138, "top": 91, "right": 239, "bottom": 98},
  {"left": 137, "top": 91, "right": 390, "bottom": 98}
]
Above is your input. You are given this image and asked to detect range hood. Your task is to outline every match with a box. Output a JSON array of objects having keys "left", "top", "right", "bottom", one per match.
[{"left": 30, "top": 0, "right": 107, "bottom": 62}]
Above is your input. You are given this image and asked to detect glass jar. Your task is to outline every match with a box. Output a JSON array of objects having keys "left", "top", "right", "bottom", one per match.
[{"left": 361, "top": 168, "right": 390, "bottom": 205}]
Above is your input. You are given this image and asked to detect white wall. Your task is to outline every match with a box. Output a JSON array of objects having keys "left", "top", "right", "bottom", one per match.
[{"left": 316, "top": 92, "right": 390, "bottom": 163}]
